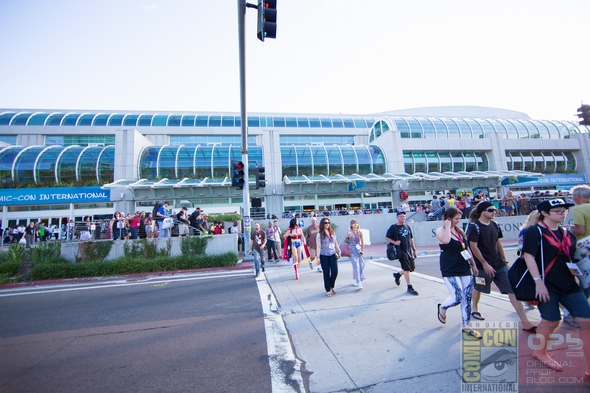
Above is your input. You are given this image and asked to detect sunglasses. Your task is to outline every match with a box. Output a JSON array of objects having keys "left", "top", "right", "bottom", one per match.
[
  {"left": 486, "top": 209, "right": 497, "bottom": 213},
  {"left": 324, "top": 222, "right": 330, "bottom": 224}
]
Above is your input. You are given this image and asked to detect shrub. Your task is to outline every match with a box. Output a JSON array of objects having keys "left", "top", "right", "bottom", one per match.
[
  {"left": 180, "top": 236, "right": 209, "bottom": 256},
  {"left": 77, "top": 240, "right": 113, "bottom": 262}
]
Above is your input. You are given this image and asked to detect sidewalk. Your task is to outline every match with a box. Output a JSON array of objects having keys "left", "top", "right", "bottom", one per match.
[{"left": 260, "top": 239, "right": 540, "bottom": 393}]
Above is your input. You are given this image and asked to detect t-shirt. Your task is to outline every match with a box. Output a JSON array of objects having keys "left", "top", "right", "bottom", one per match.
[
  {"left": 386, "top": 224, "right": 413, "bottom": 260},
  {"left": 306, "top": 225, "right": 319, "bottom": 249},
  {"left": 251, "top": 230, "right": 266, "bottom": 252},
  {"left": 439, "top": 237, "right": 471, "bottom": 277},
  {"left": 522, "top": 224, "right": 579, "bottom": 295},
  {"left": 466, "top": 220, "right": 504, "bottom": 270},
  {"left": 571, "top": 203, "right": 590, "bottom": 239}
]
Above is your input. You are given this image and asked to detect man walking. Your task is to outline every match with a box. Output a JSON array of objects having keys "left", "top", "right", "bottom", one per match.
[
  {"left": 467, "top": 201, "right": 536, "bottom": 330},
  {"left": 386, "top": 211, "right": 419, "bottom": 295},
  {"left": 265, "top": 221, "right": 280, "bottom": 262},
  {"left": 571, "top": 184, "right": 590, "bottom": 240},
  {"left": 250, "top": 222, "right": 267, "bottom": 278}
]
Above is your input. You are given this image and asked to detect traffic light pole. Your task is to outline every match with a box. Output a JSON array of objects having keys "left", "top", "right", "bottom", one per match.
[{"left": 238, "top": 0, "right": 252, "bottom": 259}]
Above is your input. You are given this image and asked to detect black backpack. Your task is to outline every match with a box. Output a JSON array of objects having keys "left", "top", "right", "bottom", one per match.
[{"left": 153, "top": 203, "right": 162, "bottom": 220}]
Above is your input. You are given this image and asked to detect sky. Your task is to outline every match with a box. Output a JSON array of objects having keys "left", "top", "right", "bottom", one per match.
[{"left": 0, "top": 0, "right": 589, "bottom": 121}]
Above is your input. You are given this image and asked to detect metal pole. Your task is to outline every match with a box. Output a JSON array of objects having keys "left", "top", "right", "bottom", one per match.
[{"left": 238, "top": 0, "right": 252, "bottom": 258}]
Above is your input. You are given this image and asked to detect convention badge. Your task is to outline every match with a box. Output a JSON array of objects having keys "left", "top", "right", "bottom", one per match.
[
  {"left": 475, "top": 276, "right": 486, "bottom": 285},
  {"left": 461, "top": 250, "right": 471, "bottom": 260},
  {"left": 566, "top": 262, "right": 582, "bottom": 276},
  {"left": 355, "top": 244, "right": 361, "bottom": 251}
]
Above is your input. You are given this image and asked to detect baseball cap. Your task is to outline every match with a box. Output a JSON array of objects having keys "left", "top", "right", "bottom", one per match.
[
  {"left": 476, "top": 201, "right": 494, "bottom": 214},
  {"left": 397, "top": 211, "right": 406, "bottom": 216},
  {"left": 536, "top": 199, "right": 574, "bottom": 213},
  {"left": 182, "top": 206, "right": 188, "bottom": 211}
]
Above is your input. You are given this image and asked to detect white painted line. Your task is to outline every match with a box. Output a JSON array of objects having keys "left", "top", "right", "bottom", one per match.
[
  {"left": 0, "top": 271, "right": 251, "bottom": 297},
  {"left": 255, "top": 274, "right": 304, "bottom": 393}
]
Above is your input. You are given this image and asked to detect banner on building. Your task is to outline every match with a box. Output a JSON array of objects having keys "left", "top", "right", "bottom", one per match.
[{"left": 0, "top": 187, "right": 111, "bottom": 206}]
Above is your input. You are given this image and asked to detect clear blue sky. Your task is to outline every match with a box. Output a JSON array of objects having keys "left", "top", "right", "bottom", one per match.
[{"left": 0, "top": 0, "right": 589, "bottom": 121}]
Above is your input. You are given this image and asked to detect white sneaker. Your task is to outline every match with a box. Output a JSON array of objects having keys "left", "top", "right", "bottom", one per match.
[
  {"left": 352, "top": 280, "right": 358, "bottom": 287},
  {"left": 317, "top": 267, "right": 322, "bottom": 272},
  {"left": 357, "top": 283, "right": 363, "bottom": 290}
]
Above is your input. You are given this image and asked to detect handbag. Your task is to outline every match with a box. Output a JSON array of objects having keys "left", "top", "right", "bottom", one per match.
[
  {"left": 508, "top": 226, "right": 557, "bottom": 303},
  {"left": 340, "top": 243, "right": 351, "bottom": 257},
  {"left": 386, "top": 243, "right": 399, "bottom": 260}
]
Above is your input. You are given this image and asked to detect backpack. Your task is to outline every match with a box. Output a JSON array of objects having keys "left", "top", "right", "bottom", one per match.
[{"left": 153, "top": 203, "right": 162, "bottom": 220}]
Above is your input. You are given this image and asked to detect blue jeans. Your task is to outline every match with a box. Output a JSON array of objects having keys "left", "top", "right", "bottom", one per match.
[
  {"left": 253, "top": 248, "right": 265, "bottom": 275},
  {"left": 129, "top": 227, "right": 138, "bottom": 240}
]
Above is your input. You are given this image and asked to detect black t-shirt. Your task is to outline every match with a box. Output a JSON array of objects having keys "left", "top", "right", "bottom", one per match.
[
  {"left": 189, "top": 211, "right": 199, "bottom": 227},
  {"left": 439, "top": 237, "right": 472, "bottom": 277},
  {"left": 522, "top": 224, "right": 579, "bottom": 295},
  {"left": 466, "top": 220, "right": 504, "bottom": 270},
  {"left": 386, "top": 224, "right": 413, "bottom": 260},
  {"left": 176, "top": 211, "right": 189, "bottom": 224}
]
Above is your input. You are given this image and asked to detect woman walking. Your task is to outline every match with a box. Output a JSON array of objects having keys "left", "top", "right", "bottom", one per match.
[
  {"left": 316, "top": 217, "right": 341, "bottom": 296},
  {"left": 344, "top": 219, "right": 365, "bottom": 290},
  {"left": 522, "top": 199, "right": 590, "bottom": 374},
  {"left": 284, "top": 218, "right": 306, "bottom": 279},
  {"left": 435, "top": 207, "right": 481, "bottom": 338}
]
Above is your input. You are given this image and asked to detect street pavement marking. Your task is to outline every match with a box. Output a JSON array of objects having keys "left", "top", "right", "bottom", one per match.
[
  {"left": 255, "top": 273, "right": 305, "bottom": 393},
  {"left": 0, "top": 271, "right": 251, "bottom": 297}
]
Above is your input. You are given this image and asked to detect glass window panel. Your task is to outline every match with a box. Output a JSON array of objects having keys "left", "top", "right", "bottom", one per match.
[
  {"left": 309, "top": 117, "right": 320, "bottom": 127},
  {"left": 92, "top": 114, "right": 108, "bottom": 126},
  {"left": 167, "top": 115, "right": 181, "bottom": 126},
  {"left": 46, "top": 114, "right": 65, "bottom": 126},
  {"left": 195, "top": 115, "right": 208, "bottom": 127},
  {"left": 422, "top": 119, "right": 435, "bottom": 138},
  {"left": 355, "top": 146, "right": 371, "bottom": 174},
  {"left": 0, "top": 146, "right": 23, "bottom": 181},
  {"left": 331, "top": 118, "right": 344, "bottom": 128},
  {"left": 477, "top": 120, "right": 495, "bottom": 137},
  {"left": 320, "top": 118, "right": 332, "bottom": 127},
  {"left": 394, "top": 119, "right": 410, "bottom": 138},
  {"left": 285, "top": 117, "right": 296, "bottom": 127},
  {"left": 209, "top": 116, "right": 221, "bottom": 127},
  {"left": 211, "top": 147, "right": 230, "bottom": 178},
  {"left": 353, "top": 118, "right": 367, "bottom": 128},
  {"left": 0, "top": 135, "right": 17, "bottom": 144},
  {"left": 310, "top": 146, "right": 328, "bottom": 175},
  {"left": 194, "top": 147, "right": 212, "bottom": 178},
  {"left": 465, "top": 119, "right": 483, "bottom": 139},
  {"left": 341, "top": 146, "right": 357, "bottom": 175},
  {"left": 442, "top": 119, "right": 459, "bottom": 138},
  {"left": 27, "top": 113, "right": 50, "bottom": 126},
  {"left": 453, "top": 119, "right": 472, "bottom": 138},
  {"left": 181, "top": 115, "right": 195, "bottom": 127},
  {"left": 78, "top": 146, "right": 103, "bottom": 182},
  {"left": 412, "top": 152, "right": 426, "bottom": 173},
  {"left": 138, "top": 146, "right": 160, "bottom": 179},
  {"left": 464, "top": 152, "right": 477, "bottom": 172},
  {"left": 343, "top": 118, "right": 355, "bottom": 128},
  {"left": 477, "top": 152, "right": 488, "bottom": 171},
  {"left": 235, "top": 116, "right": 241, "bottom": 127},
  {"left": 221, "top": 116, "right": 234, "bottom": 127},
  {"left": 97, "top": 146, "right": 115, "bottom": 183},
  {"left": 297, "top": 117, "right": 309, "bottom": 127},
  {"left": 531, "top": 120, "right": 551, "bottom": 139},
  {"left": 403, "top": 152, "right": 412, "bottom": 173},
  {"left": 487, "top": 120, "right": 507, "bottom": 138},
  {"left": 158, "top": 146, "right": 177, "bottom": 178},
  {"left": 326, "top": 147, "right": 343, "bottom": 175},
  {"left": 498, "top": 120, "right": 518, "bottom": 139},
  {"left": 176, "top": 145, "right": 194, "bottom": 179},
  {"left": 78, "top": 114, "right": 95, "bottom": 126},
  {"left": 13, "top": 147, "right": 44, "bottom": 183},
  {"left": 370, "top": 146, "right": 385, "bottom": 174},
  {"left": 451, "top": 152, "right": 465, "bottom": 171},
  {"left": 62, "top": 114, "right": 80, "bottom": 126},
  {"left": 248, "top": 116, "right": 260, "bottom": 127},
  {"left": 295, "top": 146, "right": 312, "bottom": 176},
  {"left": 11, "top": 113, "right": 32, "bottom": 126},
  {"left": 519, "top": 120, "right": 540, "bottom": 139},
  {"left": 137, "top": 114, "right": 153, "bottom": 126},
  {"left": 57, "top": 146, "right": 85, "bottom": 183},
  {"left": 35, "top": 146, "right": 63, "bottom": 184},
  {"left": 151, "top": 114, "right": 167, "bottom": 126},
  {"left": 0, "top": 112, "right": 16, "bottom": 126},
  {"left": 273, "top": 117, "right": 285, "bottom": 127},
  {"left": 565, "top": 152, "right": 576, "bottom": 172},
  {"left": 426, "top": 151, "right": 439, "bottom": 173},
  {"left": 122, "top": 114, "right": 139, "bottom": 127},
  {"left": 280, "top": 146, "right": 297, "bottom": 177},
  {"left": 406, "top": 119, "right": 423, "bottom": 138},
  {"left": 439, "top": 152, "right": 452, "bottom": 172},
  {"left": 429, "top": 118, "right": 446, "bottom": 138}
]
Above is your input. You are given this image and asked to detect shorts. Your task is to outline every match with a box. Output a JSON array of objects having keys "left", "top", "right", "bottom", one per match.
[
  {"left": 473, "top": 265, "right": 513, "bottom": 294},
  {"left": 537, "top": 290, "right": 590, "bottom": 322},
  {"left": 309, "top": 247, "right": 317, "bottom": 259},
  {"left": 399, "top": 257, "right": 415, "bottom": 272},
  {"left": 178, "top": 223, "right": 189, "bottom": 235}
]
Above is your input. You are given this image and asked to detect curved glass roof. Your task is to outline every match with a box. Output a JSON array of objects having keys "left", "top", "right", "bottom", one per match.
[
  {"left": 0, "top": 111, "right": 374, "bottom": 129},
  {"left": 0, "top": 145, "right": 114, "bottom": 184},
  {"left": 369, "top": 117, "right": 589, "bottom": 142}
]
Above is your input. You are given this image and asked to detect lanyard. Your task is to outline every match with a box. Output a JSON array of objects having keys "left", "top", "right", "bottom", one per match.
[
  {"left": 452, "top": 228, "right": 466, "bottom": 250},
  {"left": 540, "top": 222, "right": 572, "bottom": 260}
]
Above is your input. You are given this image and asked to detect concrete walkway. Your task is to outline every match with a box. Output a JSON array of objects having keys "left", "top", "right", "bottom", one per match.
[{"left": 259, "top": 240, "right": 548, "bottom": 393}]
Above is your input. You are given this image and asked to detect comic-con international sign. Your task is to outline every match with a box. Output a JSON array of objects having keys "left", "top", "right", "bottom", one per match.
[{"left": 0, "top": 187, "right": 111, "bottom": 206}]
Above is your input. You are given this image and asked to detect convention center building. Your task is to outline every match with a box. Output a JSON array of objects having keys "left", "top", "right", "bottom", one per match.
[{"left": 0, "top": 106, "right": 589, "bottom": 229}]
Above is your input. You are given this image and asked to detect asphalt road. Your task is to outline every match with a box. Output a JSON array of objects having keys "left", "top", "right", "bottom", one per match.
[{"left": 0, "top": 271, "right": 272, "bottom": 393}]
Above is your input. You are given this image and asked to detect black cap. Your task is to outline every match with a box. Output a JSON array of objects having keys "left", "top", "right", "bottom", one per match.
[
  {"left": 476, "top": 201, "right": 494, "bottom": 214},
  {"left": 397, "top": 211, "right": 406, "bottom": 216},
  {"left": 536, "top": 199, "right": 574, "bottom": 213}
]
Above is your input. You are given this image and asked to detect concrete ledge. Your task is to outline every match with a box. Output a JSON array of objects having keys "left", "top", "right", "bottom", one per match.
[{"left": 60, "top": 234, "right": 239, "bottom": 262}]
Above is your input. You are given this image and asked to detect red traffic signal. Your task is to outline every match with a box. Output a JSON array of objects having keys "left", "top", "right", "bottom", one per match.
[
  {"left": 257, "top": 0, "right": 277, "bottom": 42},
  {"left": 232, "top": 161, "right": 245, "bottom": 189}
]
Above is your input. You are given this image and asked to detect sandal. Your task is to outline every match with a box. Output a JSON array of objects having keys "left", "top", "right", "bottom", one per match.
[
  {"left": 326, "top": 292, "right": 332, "bottom": 297},
  {"left": 522, "top": 326, "right": 537, "bottom": 333},
  {"left": 462, "top": 328, "right": 482, "bottom": 339},
  {"left": 471, "top": 311, "right": 485, "bottom": 321},
  {"left": 331, "top": 288, "right": 337, "bottom": 294},
  {"left": 437, "top": 304, "right": 446, "bottom": 324}
]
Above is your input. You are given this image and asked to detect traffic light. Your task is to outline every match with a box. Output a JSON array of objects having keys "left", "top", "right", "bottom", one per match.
[
  {"left": 577, "top": 104, "right": 590, "bottom": 126},
  {"left": 232, "top": 161, "right": 245, "bottom": 189},
  {"left": 255, "top": 166, "right": 266, "bottom": 189},
  {"left": 257, "top": 0, "right": 277, "bottom": 42}
]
